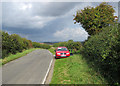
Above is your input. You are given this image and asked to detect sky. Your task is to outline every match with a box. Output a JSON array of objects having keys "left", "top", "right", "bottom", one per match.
[{"left": 2, "top": 1, "right": 119, "bottom": 42}]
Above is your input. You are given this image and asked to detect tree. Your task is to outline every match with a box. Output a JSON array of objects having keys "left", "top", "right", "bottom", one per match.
[
  {"left": 67, "top": 40, "right": 74, "bottom": 49},
  {"left": 2, "top": 31, "right": 12, "bottom": 57},
  {"left": 73, "top": 2, "right": 117, "bottom": 35},
  {"left": 10, "top": 34, "right": 24, "bottom": 52}
]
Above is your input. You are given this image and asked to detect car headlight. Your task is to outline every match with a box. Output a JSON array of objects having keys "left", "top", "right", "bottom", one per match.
[
  {"left": 66, "top": 53, "right": 69, "bottom": 54},
  {"left": 57, "top": 53, "right": 61, "bottom": 55}
]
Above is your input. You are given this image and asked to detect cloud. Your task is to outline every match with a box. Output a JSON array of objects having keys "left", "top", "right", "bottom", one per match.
[
  {"left": 31, "top": 2, "right": 79, "bottom": 17},
  {"left": 2, "top": 2, "right": 118, "bottom": 42},
  {"left": 0, "top": 2, "right": 1, "bottom": 30},
  {"left": 118, "top": 2, "right": 120, "bottom": 22},
  {"left": 19, "top": 3, "right": 32, "bottom": 10},
  {"left": 2, "top": 2, "right": 57, "bottom": 29},
  {"left": 2, "top": 2, "right": 79, "bottom": 30},
  {"left": 54, "top": 27, "right": 89, "bottom": 41}
]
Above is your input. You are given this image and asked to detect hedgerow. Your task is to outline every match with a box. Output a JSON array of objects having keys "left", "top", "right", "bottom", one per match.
[
  {"left": 2, "top": 31, "right": 33, "bottom": 58},
  {"left": 53, "top": 40, "right": 82, "bottom": 53},
  {"left": 81, "top": 24, "right": 120, "bottom": 84},
  {"left": 32, "top": 42, "right": 51, "bottom": 49},
  {"left": 2, "top": 31, "right": 52, "bottom": 59}
]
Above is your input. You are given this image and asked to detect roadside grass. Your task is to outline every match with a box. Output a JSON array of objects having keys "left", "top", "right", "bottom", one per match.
[
  {"left": 50, "top": 54, "right": 108, "bottom": 84},
  {"left": 1, "top": 48, "right": 38, "bottom": 65},
  {"left": 48, "top": 48, "right": 55, "bottom": 55}
]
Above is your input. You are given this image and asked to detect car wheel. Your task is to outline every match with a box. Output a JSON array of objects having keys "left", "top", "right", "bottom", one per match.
[{"left": 55, "top": 56, "right": 57, "bottom": 59}]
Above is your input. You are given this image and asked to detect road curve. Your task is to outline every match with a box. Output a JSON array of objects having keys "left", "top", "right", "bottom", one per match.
[{"left": 2, "top": 49, "right": 53, "bottom": 84}]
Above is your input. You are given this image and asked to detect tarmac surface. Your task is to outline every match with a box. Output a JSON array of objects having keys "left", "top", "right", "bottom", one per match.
[{"left": 2, "top": 49, "right": 53, "bottom": 84}]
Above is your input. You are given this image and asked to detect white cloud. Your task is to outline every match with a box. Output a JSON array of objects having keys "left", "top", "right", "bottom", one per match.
[
  {"left": 2, "top": 0, "right": 120, "bottom": 2},
  {"left": 2, "top": 2, "right": 118, "bottom": 42},
  {"left": 29, "top": 16, "right": 56, "bottom": 29},
  {"left": 19, "top": 3, "right": 32, "bottom": 10},
  {"left": 2, "top": 2, "right": 57, "bottom": 29},
  {"left": 54, "top": 27, "right": 89, "bottom": 41}
]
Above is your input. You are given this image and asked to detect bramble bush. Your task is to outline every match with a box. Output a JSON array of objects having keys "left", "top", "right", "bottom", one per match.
[{"left": 81, "top": 24, "right": 120, "bottom": 84}]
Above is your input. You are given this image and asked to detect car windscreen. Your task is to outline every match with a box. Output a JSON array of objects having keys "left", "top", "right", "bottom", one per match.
[{"left": 57, "top": 48, "right": 68, "bottom": 51}]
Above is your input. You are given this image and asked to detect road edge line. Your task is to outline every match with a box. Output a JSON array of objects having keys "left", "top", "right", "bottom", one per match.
[{"left": 42, "top": 50, "right": 53, "bottom": 84}]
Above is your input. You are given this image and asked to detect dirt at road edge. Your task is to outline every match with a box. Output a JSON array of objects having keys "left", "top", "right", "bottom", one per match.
[{"left": 45, "top": 57, "right": 55, "bottom": 84}]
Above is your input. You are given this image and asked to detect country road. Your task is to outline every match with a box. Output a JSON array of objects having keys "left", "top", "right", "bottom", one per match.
[{"left": 2, "top": 49, "right": 53, "bottom": 84}]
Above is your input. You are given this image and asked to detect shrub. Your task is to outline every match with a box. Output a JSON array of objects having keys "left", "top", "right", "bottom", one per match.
[
  {"left": 42, "top": 44, "right": 51, "bottom": 49},
  {"left": 81, "top": 24, "right": 120, "bottom": 84},
  {"left": 53, "top": 40, "right": 82, "bottom": 53},
  {"left": 32, "top": 42, "right": 41, "bottom": 48},
  {"left": 2, "top": 31, "right": 12, "bottom": 58},
  {"left": 32, "top": 42, "right": 51, "bottom": 49},
  {"left": 10, "top": 34, "right": 24, "bottom": 53},
  {"left": 2, "top": 31, "right": 33, "bottom": 59}
]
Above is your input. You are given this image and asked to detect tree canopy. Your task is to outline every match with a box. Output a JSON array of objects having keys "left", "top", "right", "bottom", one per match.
[{"left": 73, "top": 2, "right": 117, "bottom": 35}]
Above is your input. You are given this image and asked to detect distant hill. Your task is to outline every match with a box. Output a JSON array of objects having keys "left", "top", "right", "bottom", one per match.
[
  {"left": 43, "top": 42, "right": 60, "bottom": 45},
  {"left": 43, "top": 41, "right": 85, "bottom": 45}
]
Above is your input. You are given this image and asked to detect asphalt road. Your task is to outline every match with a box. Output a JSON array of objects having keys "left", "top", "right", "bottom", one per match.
[{"left": 2, "top": 49, "right": 53, "bottom": 84}]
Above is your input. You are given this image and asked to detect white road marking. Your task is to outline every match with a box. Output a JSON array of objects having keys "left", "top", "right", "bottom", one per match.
[{"left": 42, "top": 50, "right": 53, "bottom": 84}]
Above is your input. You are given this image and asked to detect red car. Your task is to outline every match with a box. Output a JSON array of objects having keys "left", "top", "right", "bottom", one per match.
[{"left": 55, "top": 47, "right": 70, "bottom": 59}]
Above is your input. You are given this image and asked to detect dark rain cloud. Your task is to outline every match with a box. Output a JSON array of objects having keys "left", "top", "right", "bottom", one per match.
[
  {"left": 2, "top": 2, "right": 118, "bottom": 42},
  {"left": 31, "top": 2, "right": 79, "bottom": 17}
]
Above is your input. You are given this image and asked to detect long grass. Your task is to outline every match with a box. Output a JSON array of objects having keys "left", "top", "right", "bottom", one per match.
[
  {"left": 50, "top": 54, "right": 108, "bottom": 84},
  {"left": 1, "top": 48, "right": 38, "bottom": 65}
]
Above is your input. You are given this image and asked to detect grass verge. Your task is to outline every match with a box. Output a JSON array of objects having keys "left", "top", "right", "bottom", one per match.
[
  {"left": 1, "top": 48, "right": 38, "bottom": 65},
  {"left": 48, "top": 48, "right": 55, "bottom": 55},
  {"left": 50, "top": 54, "right": 108, "bottom": 84}
]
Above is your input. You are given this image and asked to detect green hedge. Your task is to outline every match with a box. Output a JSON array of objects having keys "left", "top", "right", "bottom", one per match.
[
  {"left": 81, "top": 24, "right": 120, "bottom": 84},
  {"left": 2, "top": 31, "right": 33, "bottom": 58},
  {"left": 53, "top": 40, "right": 82, "bottom": 53},
  {"left": 2, "top": 31, "right": 51, "bottom": 59},
  {"left": 32, "top": 42, "right": 51, "bottom": 49}
]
